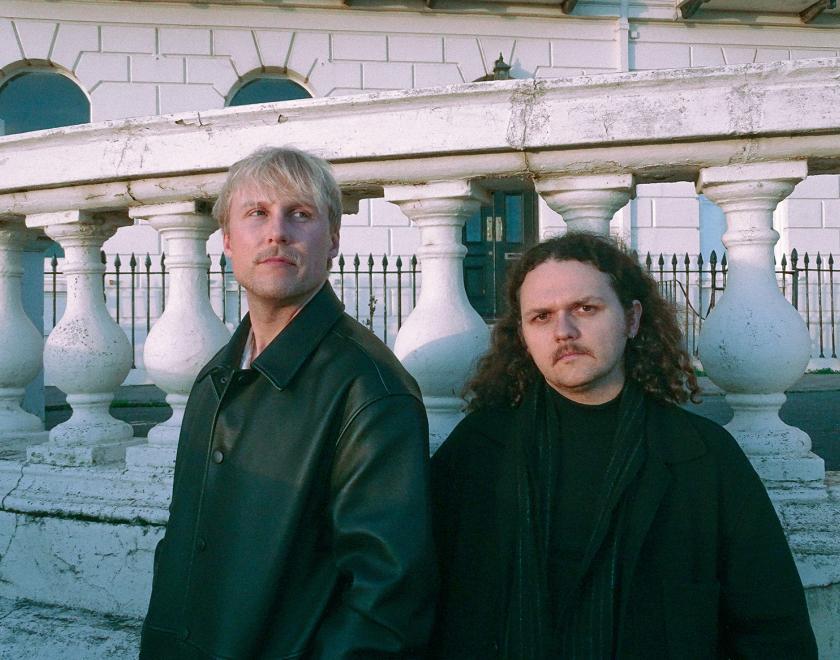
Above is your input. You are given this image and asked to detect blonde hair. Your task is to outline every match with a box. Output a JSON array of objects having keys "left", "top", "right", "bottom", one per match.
[{"left": 213, "top": 146, "right": 342, "bottom": 234}]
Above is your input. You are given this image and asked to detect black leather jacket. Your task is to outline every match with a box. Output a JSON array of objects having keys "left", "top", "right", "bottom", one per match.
[{"left": 141, "top": 284, "right": 437, "bottom": 659}]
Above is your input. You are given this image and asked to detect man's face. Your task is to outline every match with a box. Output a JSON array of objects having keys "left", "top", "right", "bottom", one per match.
[
  {"left": 519, "top": 259, "right": 641, "bottom": 405},
  {"left": 223, "top": 184, "right": 339, "bottom": 313}
]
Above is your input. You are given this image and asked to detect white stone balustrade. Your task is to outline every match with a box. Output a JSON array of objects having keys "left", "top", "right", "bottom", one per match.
[
  {"left": 535, "top": 174, "right": 635, "bottom": 234},
  {"left": 0, "top": 219, "right": 47, "bottom": 452},
  {"left": 0, "top": 58, "right": 836, "bottom": 652},
  {"left": 24, "top": 211, "right": 136, "bottom": 466},
  {"left": 385, "top": 181, "right": 490, "bottom": 449},
  {"left": 697, "top": 161, "right": 825, "bottom": 494},
  {"left": 125, "top": 202, "right": 230, "bottom": 471}
]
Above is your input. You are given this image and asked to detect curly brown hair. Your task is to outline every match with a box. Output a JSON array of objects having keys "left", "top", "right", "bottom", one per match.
[{"left": 466, "top": 232, "right": 701, "bottom": 410}]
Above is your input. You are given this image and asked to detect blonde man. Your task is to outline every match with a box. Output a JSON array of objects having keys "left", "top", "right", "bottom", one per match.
[{"left": 141, "top": 147, "right": 436, "bottom": 659}]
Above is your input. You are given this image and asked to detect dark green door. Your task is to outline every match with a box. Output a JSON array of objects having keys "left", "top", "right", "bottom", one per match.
[{"left": 463, "top": 191, "right": 537, "bottom": 320}]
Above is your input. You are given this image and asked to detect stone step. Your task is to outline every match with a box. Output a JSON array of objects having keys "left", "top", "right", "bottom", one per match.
[{"left": 0, "top": 598, "right": 140, "bottom": 659}]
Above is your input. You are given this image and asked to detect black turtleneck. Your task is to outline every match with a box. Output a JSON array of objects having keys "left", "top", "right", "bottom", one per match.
[{"left": 548, "top": 387, "right": 622, "bottom": 607}]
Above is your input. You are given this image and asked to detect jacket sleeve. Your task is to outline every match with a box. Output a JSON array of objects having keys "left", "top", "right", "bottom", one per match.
[
  {"left": 309, "top": 393, "right": 438, "bottom": 659},
  {"left": 714, "top": 430, "right": 818, "bottom": 659}
]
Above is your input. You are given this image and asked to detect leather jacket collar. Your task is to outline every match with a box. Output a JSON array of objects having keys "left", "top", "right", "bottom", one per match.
[{"left": 196, "top": 282, "right": 345, "bottom": 391}]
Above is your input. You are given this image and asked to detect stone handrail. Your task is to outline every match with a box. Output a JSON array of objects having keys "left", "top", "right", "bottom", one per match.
[
  {"left": 0, "top": 58, "right": 839, "bottom": 215},
  {"left": 0, "top": 56, "right": 837, "bottom": 483}
]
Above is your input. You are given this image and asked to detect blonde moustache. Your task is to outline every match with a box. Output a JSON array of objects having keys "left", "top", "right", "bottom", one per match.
[{"left": 252, "top": 248, "right": 299, "bottom": 265}]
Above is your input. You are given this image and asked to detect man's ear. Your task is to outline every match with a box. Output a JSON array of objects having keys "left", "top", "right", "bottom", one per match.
[
  {"left": 222, "top": 231, "right": 232, "bottom": 259},
  {"left": 628, "top": 300, "right": 642, "bottom": 338},
  {"left": 329, "top": 230, "right": 340, "bottom": 261}
]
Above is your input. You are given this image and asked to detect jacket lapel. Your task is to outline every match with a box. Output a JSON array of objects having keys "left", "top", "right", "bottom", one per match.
[
  {"left": 194, "top": 315, "right": 251, "bottom": 400},
  {"left": 252, "top": 283, "right": 345, "bottom": 391},
  {"left": 617, "top": 399, "right": 708, "bottom": 623}
]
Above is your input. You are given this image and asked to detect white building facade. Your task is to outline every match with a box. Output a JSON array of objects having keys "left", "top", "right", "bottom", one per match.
[{"left": 0, "top": 0, "right": 838, "bottom": 656}]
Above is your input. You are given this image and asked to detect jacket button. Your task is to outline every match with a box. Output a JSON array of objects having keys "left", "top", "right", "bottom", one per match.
[
  {"left": 219, "top": 375, "right": 228, "bottom": 384},
  {"left": 196, "top": 537, "right": 207, "bottom": 552},
  {"left": 212, "top": 449, "right": 224, "bottom": 464},
  {"left": 179, "top": 627, "right": 190, "bottom": 641}
]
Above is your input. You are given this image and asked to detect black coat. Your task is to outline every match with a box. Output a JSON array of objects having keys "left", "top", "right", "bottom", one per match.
[
  {"left": 141, "top": 284, "right": 437, "bottom": 659},
  {"left": 430, "top": 395, "right": 817, "bottom": 659}
]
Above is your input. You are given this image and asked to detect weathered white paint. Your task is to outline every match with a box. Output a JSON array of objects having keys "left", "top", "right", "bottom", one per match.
[
  {"left": 124, "top": 202, "right": 230, "bottom": 471},
  {"left": 697, "top": 161, "right": 826, "bottom": 493},
  {"left": 386, "top": 181, "right": 490, "bottom": 449},
  {"left": 24, "top": 212, "right": 137, "bottom": 466},
  {"left": 0, "top": 220, "right": 46, "bottom": 449},
  {"left": 2, "top": 59, "right": 840, "bottom": 207}
]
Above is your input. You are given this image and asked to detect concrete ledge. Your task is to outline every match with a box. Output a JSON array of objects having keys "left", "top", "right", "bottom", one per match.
[
  {"left": 0, "top": 455, "right": 172, "bottom": 524},
  {"left": 0, "top": 597, "right": 140, "bottom": 660}
]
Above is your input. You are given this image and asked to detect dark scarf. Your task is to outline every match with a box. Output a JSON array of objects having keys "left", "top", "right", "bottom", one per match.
[{"left": 497, "top": 379, "right": 647, "bottom": 659}]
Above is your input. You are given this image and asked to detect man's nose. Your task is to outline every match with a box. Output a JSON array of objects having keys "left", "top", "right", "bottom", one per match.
[
  {"left": 266, "top": 212, "right": 291, "bottom": 243},
  {"left": 553, "top": 313, "right": 579, "bottom": 340}
]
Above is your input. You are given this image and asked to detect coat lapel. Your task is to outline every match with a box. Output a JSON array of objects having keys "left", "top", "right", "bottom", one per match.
[{"left": 617, "top": 399, "right": 708, "bottom": 624}]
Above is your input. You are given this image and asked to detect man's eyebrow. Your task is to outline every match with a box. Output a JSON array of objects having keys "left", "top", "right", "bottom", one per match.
[
  {"left": 572, "top": 296, "right": 605, "bottom": 305},
  {"left": 522, "top": 296, "right": 605, "bottom": 315}
]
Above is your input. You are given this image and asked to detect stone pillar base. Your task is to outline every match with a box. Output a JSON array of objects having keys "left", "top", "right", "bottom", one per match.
[
  {"left": 26, "top": 438, "right": 142, "bottom": 467},
  {"left": 0, "top": 431, "right": 49, "bottom": 460},
  {"left": 754, "top": 454, "right": 828, "bottom": 502},
  {"left": 125, "top": 443, "right": 176, "bottom": 472}
]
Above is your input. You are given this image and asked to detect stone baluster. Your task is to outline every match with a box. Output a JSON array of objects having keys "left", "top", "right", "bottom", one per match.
[
  {"left": 126, "top": 202, "right": 230, "bottom": 471},
  {"left": 0, "top": 219, "right": 48, "bottom": 451},
  {"left": 535, "top": 174, "right": 635, "bottom": 235},
  {"left": 25, "top": 211, "right": 135, "bottom": 466},
  {"left": 697, "top": 161, "right": 825, "bottom": 494},
  {"left": 385, "top": 181, "right": 490, "bottom": 450}
]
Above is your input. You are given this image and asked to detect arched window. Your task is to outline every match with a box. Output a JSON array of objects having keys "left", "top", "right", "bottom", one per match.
[
  {"left": 228, "top": 77, "right": 311, "bottom": 107},
  {"left": 0, "top": 69, "right": 89, "bottom": 136}
]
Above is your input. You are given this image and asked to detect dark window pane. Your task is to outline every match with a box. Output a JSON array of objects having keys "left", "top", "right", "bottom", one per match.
[
  {"left": 0, "top": 71, "right": 90, "bottom": 135},
  {"left": 505, "top": 194, "right": 523, "bottom": 244},
  {"left": 229, "top": 78, "right": 312, "bottom": 106}
]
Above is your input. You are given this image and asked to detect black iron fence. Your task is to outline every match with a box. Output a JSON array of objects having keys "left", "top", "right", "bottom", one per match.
[
  {"left": 641, "top": 249, "right": 838, "bottom": 361},
  {"left": 44, "top": 252, "right": 421, "bottom": 366},
  {"left": 44, "top": 249, "right": 838, "bottom": 369}
]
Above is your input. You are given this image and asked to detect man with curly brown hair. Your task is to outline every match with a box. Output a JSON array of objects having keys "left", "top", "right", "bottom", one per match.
[{"left": 430, "top": 232, "right": 817, "bottom": 659}]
